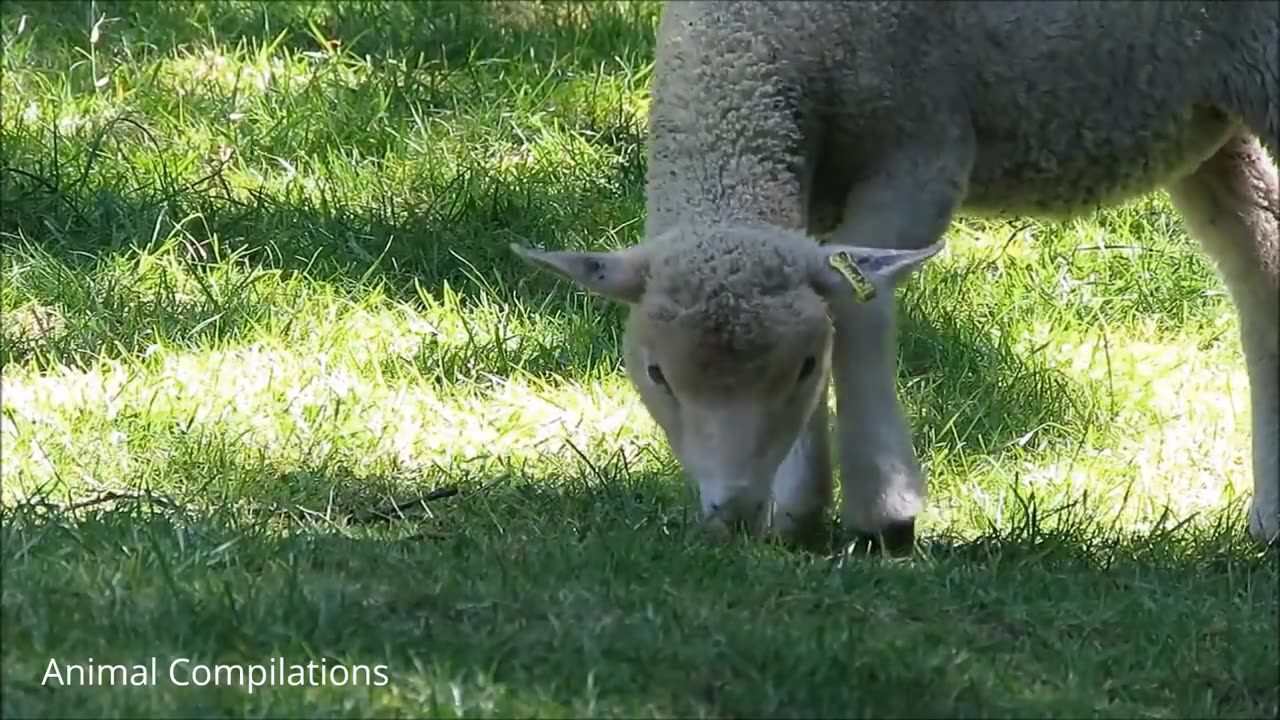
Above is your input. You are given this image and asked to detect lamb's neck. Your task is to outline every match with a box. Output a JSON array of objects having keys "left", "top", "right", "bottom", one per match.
[
  {"left": 642, "top": 22, "right": 812, "bottom": 238},
  {"left": 643, "top": 134, "right": 809, "bottom": 239}
]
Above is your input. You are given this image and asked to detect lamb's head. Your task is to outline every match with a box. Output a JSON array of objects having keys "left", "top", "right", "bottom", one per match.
[{"left": 513, "top": 224, "right": 941, "bottom": 537}]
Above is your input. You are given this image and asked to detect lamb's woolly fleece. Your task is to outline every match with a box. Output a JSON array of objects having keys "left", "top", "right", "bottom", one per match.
[{"left": 643, "top": 1, "right": 1278, "bottom": 231}]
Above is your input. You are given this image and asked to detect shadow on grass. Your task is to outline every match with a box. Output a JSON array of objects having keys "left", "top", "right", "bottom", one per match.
[
  {"left": 0, "top": 166, "right": 640, "bottom": 380},
  {"left": 3, "top": 455, "right": 1276, "bottom": 718}
]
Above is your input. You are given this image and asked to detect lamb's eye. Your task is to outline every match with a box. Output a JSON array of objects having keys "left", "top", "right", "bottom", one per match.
[
  {"left": 797, "top": 355, "right": 817, "bottom": 382},
  {"left": 647, "top": 364, "right": 668, "bottom": 387}
]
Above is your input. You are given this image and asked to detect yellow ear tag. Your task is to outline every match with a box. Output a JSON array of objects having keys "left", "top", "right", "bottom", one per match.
[{"left": 828, "top": 251, "right": 877, "bottom": 302}]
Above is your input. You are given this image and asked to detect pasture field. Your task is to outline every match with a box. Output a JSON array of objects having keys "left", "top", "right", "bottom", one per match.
[{"left": 1, "top": 1, "right": 1276, "bottom": 717}]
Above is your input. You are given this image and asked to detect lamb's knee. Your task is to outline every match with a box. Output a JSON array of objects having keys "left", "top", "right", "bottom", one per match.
[{"left": 837, "top": 453, "right": 925, "bottom": 544}]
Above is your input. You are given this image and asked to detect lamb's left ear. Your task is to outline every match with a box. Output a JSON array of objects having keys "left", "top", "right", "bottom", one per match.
[
  {"left": 510, "top": 243, "right": 650, "bottom": 304},
  {"left": 808, "top": 240, "right": 945, "bottom": 303}
]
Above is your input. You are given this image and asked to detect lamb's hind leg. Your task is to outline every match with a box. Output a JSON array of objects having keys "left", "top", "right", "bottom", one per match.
[{"left": 1167, "top": 133, "right": 1279, "bottom": 546}]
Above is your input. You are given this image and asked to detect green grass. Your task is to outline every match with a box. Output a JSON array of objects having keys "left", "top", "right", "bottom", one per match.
[{"left": 1, "top": 1, "right": 1276, "bottom": 717}]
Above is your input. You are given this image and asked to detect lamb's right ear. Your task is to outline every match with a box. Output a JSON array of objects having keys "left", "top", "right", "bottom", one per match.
[{"left": 510, "top": 243, "right": 649, "bottom": 304}]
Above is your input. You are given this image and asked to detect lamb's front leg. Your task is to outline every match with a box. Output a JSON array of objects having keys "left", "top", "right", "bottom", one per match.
[
  {"left": 769, "top": 386, "right": 834, "bottom": 549},
  {"left": 827, "top": 129, "right": 974, "bottom": 555},
  {"left": 828, "top": 291, "right": 924, "bottom": 555}
]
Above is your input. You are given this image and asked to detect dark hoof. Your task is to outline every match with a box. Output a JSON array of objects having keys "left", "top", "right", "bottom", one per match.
[
  {"left": 773, "top": 512, "right": 833, "bottom": 554},
  {"left": 845, "top": 519, "right": 916, "bottom": 557}
]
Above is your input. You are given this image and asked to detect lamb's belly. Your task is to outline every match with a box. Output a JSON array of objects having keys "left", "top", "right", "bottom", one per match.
[{"left": 962, "top": 105, "right": 1236, "bottom": 219}]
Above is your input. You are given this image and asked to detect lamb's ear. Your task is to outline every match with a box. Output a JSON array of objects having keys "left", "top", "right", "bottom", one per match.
[
  {"left": 809, "top": 240, "right": 945, "bottom": 303},
  {"left": 510, "top": 243, "right": 649, "bottom": 304}
]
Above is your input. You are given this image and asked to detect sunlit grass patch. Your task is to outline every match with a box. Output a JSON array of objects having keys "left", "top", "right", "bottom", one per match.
[
  {"left": 945, "top": 195, "right": 1231, "bottom": 337},
  {"left": 0, "top": 286, "right": 662, "bottom": 508},
  {"left": 925, "top": 324, "right": 1251, "bottom": 536}
]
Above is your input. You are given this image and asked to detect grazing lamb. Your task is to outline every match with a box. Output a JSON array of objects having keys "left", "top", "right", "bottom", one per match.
[{"left": 513, "top": 0, "right": 1279, "bottom": 551}]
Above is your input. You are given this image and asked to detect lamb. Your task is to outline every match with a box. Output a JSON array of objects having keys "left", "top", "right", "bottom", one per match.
[{"left": 513, "top": 0, "right": 1280, "bottom": 551}]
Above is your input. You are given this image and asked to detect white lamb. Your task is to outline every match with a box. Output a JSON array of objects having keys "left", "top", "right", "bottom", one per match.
[{"left": 514, "top": 0, "right": 1279, "bottom": 552}]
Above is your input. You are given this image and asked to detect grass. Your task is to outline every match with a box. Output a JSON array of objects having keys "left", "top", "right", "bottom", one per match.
[{"left": 1, "top": 1, "right": 1275, "bottom": 717}]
